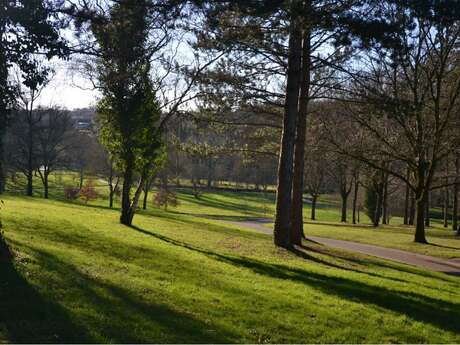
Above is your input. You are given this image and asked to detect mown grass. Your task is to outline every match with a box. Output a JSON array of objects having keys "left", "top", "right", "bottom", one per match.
[{"left": 1, "top": 194, "right": 459, "bottom": 343}]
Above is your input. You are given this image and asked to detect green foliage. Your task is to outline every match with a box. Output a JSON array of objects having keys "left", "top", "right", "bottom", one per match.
[
  {"left": 97, "top": 86, "right": 164, "bottom": 174},
  {"left": 94, "top": 0, "right": 165, "bottom": 178}
]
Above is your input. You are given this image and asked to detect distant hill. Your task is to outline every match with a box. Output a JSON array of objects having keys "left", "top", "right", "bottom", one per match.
[{"left": 68, "top": 107, "right": 95, "bottom": 130}]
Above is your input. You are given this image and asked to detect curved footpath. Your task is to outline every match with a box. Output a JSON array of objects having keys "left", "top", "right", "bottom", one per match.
[{"left": 224, "top": 218, "right": 460, "bottom": 276}]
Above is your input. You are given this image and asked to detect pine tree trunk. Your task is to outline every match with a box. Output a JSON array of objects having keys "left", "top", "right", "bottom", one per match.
[
  {"left": 273, "top": 12, "right": 302, "bottom": 248},
  {"left": 291, "top": 29, "right": 311, "bottom": 244}
]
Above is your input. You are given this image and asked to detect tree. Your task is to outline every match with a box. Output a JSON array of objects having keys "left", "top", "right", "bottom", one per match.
[
  {"left": 35, "top": 108, "right": 73, "bottom": 199},
  {"left": 334, "top": 5, "right": 460, "bottom": 243},
  {"left": 364, "top": 169, "right": 385, "bottom": 227},
  {"left": 86, "top": 0, "right": 166, "bottom": 226},
  {"left": 303, "top": 119, "right": 331, "bottom": 221},
  {"left": 79, "top": 179, "right": 99, "bottom": 204},
  {"left": 74, "top": 0, "right": 217, "bottom": 225},
  {"left": 8, "top": 67, "right": 52, "bottom": 196},
  {"left": 6, "top": 108, "right": 41, "bottom": 196},
  {"left": 195, "top": 0, "right": 402, "bottom": 247},
  {"left": 0, "top": 0, "right": 67, "bottom": 193}
]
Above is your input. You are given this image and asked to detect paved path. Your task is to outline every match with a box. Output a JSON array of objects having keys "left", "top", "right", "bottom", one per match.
[{"left": 225, "top": 218, "right": 460, "bottom": 275}]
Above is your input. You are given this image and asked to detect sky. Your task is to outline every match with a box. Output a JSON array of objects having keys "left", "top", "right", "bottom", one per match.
[{"left": 36, "top": 61, "right": 99, "bottom": 110}]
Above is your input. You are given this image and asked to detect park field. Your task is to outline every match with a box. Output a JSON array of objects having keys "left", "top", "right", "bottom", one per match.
[{"left": 1, "top": 190, "right": 459, "bottom": 343}]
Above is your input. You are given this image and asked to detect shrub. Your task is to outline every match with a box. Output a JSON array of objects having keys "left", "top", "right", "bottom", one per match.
[
  {"left": 64, "top": 187, "right": 80, "bottom": 200},
  {"left": 79, "top": 179, "right": 99, "bottom": 204},
  {"left": 153, "top": 188, "right": 178, "bottom": 211}
]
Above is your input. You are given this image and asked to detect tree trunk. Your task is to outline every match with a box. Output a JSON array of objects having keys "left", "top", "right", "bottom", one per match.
[
  {"left": 120, "top": 157, "right": 134, "bottom": 226},
  {"left": 26, "top": 172, "right": 33, "bottom": 196},
  {"left": 0, "top": 158, "right": 4, "bottom": 194},
  {"left": 26, "top": 113, "right": 34, "bottom": 197},
  {"left": 409, "top": 190, "right": 415, "bottom": 225},
  {"left": 127, "top": 178, "right": 145, "bottom": 224},
  {"left": 142, "top": 176, "right": 154, "bottom": 210},
  {"left": 273, "top": 13, "right": 302, "bottom": 248},
  {"left": 108, "top": 161, "right": 114, "bottom": 208},
  {"left": 0, "top": 43, "right": 7, "bottom": 194},
  {"left": 291, "top": 29, "right": 311, "bottom": 245},
  {"left": 382, "top": 174, "right": 389, "bottom": 225},
  {"left": 373, "top": 186, "right": 383, "bottom": 227},
  {"left": 143, "top": 186, "right": 149, "bottom": 210},
  {"left": 414, "top": 191, "right": 427, "bottom": 243},
  {"left": 352, "top": 173, "right": 359, "bottom": 224},
  {"left": 403, "top": 179, "right": 410, "bottom": 225},
  {"left": 443, "top": 186, "right": 449, "bottom": 228},
  {"left": 453, "top": 154, "right": 459, "bottom": 231},
  {"left": 109, "top": 187, "right": 114, "bottom": 208},
  {"left": 79, "top": 169, "right": 84, "bottom": 190},
  {"left": 425, "top": 191, "right": 430, "bottom": 227},
  {"left": 311, "top": 194, "right": 317, "bottom": 220},
  {"left": 43, "top": 171, "right": 49, "bottom": 199},
  {"left": 207, "top": 159, "right": 213, "bottom": 189},
  {"left": 340, "top": 192, "right": 348, "bottom": 222}
]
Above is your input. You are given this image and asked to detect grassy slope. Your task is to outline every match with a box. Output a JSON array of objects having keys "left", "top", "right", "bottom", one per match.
[{"left": 1, "top": 194, "right": 459, "bottom": 343}]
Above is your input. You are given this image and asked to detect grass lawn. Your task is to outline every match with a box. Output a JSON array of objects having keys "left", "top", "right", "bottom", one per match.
[{"left": 1, "top": 194, "right": 459, "bottom": 343}]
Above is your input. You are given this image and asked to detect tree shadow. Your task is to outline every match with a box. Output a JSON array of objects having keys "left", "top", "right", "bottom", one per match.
[
  {"left": 177, "top": 193, "right": 266, "bottom": 216},
  {"left": 427, "top": 242, "right": 460, "bottom": 251},
  {"left": 130, "top": 225, "right": 460, "bottom": 335},
  {"left": 7, "top": 245, "right": 236, "bottom": 344},
  {"left": 305, "top": 221, "right": 374, "bottom": 229},
  {"left": 0, "top": 260, "right": 93, "bottom": 343}
]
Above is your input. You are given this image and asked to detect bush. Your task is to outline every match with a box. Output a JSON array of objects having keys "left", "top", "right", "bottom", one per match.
[
  {"left": 64, "top": 187, "right": 80, "bottom": 200},
  {"left": 79, "top": 180, "right": 99, "bottom": 204},
  {"left": 154, "top": 188, "right": 178, "bottom": 211}
]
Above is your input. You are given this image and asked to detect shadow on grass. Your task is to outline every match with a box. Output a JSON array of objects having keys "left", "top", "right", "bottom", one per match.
[
  {"left": 0, "top": 260, "right": 92, "bottom": 343},
  {"left": 305, "top": 221, "right": 374, "bottom": 229},
  {"left": 4, "top": 245, "right": 236, "bottom": 344},
  {"left": 177, "top": 193, "right": 267, "bottom": 216},
  {"left": 131, "top": 225, "right": 460, "bottom": 335},
  {"left": 428, "top": 242, "right": 460, "bottom": 251}
]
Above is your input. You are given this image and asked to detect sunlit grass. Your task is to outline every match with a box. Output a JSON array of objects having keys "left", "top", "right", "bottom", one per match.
[{"left": 0, "top": 194, "right": 459, "bottom": 343}]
